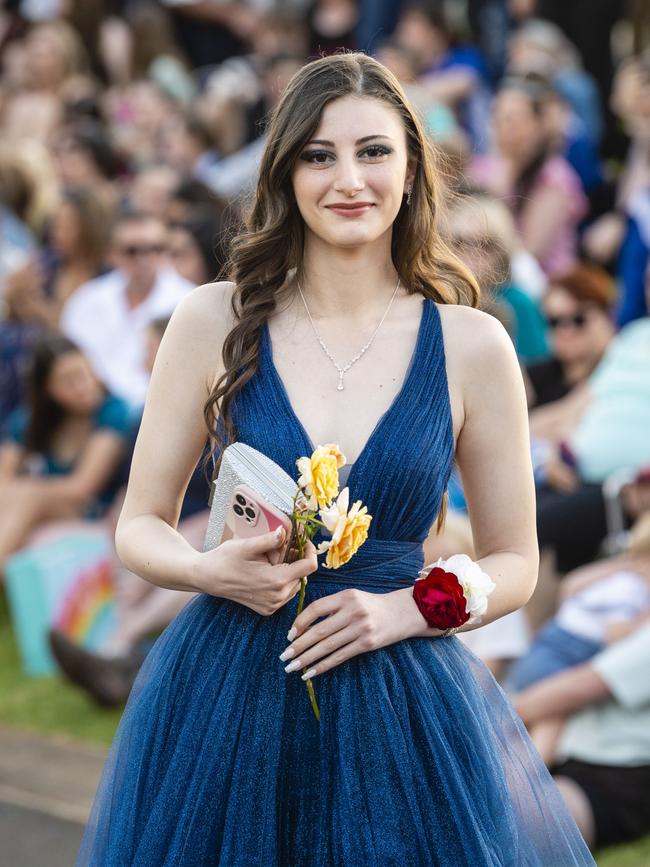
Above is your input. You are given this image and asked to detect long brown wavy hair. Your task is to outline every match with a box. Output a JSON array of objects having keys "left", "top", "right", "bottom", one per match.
[{"left": 203, "top": 51, "right": 481, "bottom": 533}]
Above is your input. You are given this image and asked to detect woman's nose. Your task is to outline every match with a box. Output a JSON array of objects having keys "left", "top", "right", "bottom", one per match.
[{"left": 333, "top": 157, "right": 364, "bottom": 194}]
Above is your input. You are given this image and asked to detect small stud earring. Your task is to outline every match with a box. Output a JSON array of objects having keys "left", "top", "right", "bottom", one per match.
[{"left": 406, "top": 186, "right": 412, "bottom": 205}]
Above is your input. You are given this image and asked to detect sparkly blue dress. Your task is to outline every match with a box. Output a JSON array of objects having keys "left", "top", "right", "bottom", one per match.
[{"left": 77, "top": 299, "right": 596, "bottom": 866}]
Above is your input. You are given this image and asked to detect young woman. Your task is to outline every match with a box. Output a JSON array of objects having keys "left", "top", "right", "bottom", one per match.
[
  {"left": 0, "top": 335, "right": 131, "bottom": 577},
  {"left": 77, "top": 54, "right": 595, "bottom": 865},
  {"left": 469, "top": 78, "right": 588, "bottom": 279}
]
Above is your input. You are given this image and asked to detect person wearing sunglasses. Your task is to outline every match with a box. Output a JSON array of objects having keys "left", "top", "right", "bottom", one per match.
[
  {"left": 59, "top": 208, "right": 194, "bottom": 412},
  {"left": 525, "top": 263, "right": 616, "bottom": 411}
]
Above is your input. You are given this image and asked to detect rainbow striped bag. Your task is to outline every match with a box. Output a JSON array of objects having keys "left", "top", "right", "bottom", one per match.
[{"left": 5, "top": 525, "right": 117, "bottom": 676}]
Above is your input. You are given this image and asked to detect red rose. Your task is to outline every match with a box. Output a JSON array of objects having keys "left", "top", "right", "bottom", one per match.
[{"left": 412, "top": 566, "right": 470, "bottom": 630}]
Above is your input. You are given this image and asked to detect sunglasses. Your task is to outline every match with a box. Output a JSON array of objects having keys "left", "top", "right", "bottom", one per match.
[
  {"left": 119, "top": 243, "right": 166, "bottom": 257},
  {"left": 547, "top": 311, "right": 589, "bottom": 330}
]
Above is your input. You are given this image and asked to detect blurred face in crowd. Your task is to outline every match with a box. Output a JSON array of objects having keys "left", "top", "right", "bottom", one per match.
[
  {"left": 47, "top": 351, "right": 104, "bottom": 416},
  {"left": 130, "top": 165, "right": 180, "bottom": 217},
  {"left": 542, "top": 286, "right": 614, "bottom": 366},
  {"left": 394, "top": 11, "right": 447, "bottom": 70},
  {"left": 111, "top": 217, "right": 169, "bottom": 292},
  {"left": 50, "top": 200, "right": 83, "bottom": 258},
  {"left": 51, "top": 133, "right": 100, "bottom": 187},
  {"left": 168, "top": 226, "right": 208, "bottom": 286},
  {"left": 446, "top": 208, "right": 510, "bottom": 293},
  {"left": 291, "top": 95, "right": 415, "bottom": 253},
  {"left": 25, "top": 25, "right": 69, "bottom": 90},
  {"left": 610, "top": 57, "right": 650, "bottom": 142},
  {"left": 492, "top": 88, "right": 546, "bottom": 163},
  {"left": 160, "top": 118, "right": 204, "bottom": 172}
]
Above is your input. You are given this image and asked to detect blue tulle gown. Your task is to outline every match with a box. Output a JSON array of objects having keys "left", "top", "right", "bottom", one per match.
[{"left": 77, "top": 299, "right": 596, "bottom": 865}]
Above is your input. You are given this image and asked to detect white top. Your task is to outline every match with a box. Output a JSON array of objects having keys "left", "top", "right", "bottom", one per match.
[
  {"left": 60, "top": 267, "right": 194, "bottom": 411},
  {"left": 555, "top": 621, "right": 650, "bottom": 766},
  {"left": 556, "top": 570, "right": 650, "bottom": 643}
]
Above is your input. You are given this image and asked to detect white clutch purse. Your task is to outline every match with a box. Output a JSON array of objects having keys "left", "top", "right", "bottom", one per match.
[{"left": 202, "top": 442, "right": 299, "bottom": 552}]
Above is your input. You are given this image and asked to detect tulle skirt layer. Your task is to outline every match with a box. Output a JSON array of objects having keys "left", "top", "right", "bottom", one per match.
[{"left": 76, "top": 587, "right": 596, "bottom": 866}]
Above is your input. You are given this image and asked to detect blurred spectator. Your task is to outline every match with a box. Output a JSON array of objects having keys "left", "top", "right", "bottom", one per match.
[
  {"left": 3, "top": 185, "right": 112, "bottom": 333},
  {"left": 129, "top": 164, "right": 181, "bottom": 217},
  {"left": 0, "top": 334, "right": 131, "bottom": 578},
  {"left": 446, "top": 193, "right": 550, "bottom": 362},
  {"left": 374, "top": 38, "right": 464, "bottom": 149},
  {"left": 202, "top": 52, "right": 305, "bottom": 202},
  {"left": 49, "top": 121, "right": 122, "bottom": 208},
  {"left": 160, "top": 110, "right": 222, "bottom": 184},
  {"left": 165, "top": 175, "right": 227, "bottom": 223},
  {"left": 60, "top": 209, "right": 193, "bottom": 410},
  {"left": 507, "top": 19, "right": 603, "bottom": 145},
  {"left": 126, "top": 1, "right": 194, "bottom": 101},
  {"left": 394, "top": 2, "right": 491, "bottom": 152},
  {"left": 533, "top": 317, "right": 650, "bottom": 579},
  {"left": 515, "top": 620, "right": 650, "bottom": 851},
  {"left": 542, "top": 85, "right": 605, "bottom": 202},
  {"left": 530, "top": 1, "right": 623, "bottom": 149},
  {"left": 48, "top": 315, "right": 210, "bottom": 705},
  {"left": 524, "top": 263, "right": 616, "bottom": 409},
  {"left": 583, "top": 56, "right": 650, "bottom": 269},
  {"left": 168, "top": 209, "right": 229, "bottom": 285},
  {"left": 469, "top": 77, "right": 588, "bottom": 278},
  {"left": 306, "top": 0, "right": 359, "bottom": 57},
  {"left": 507, "top": 516, "right": 650, "bottom": 702}
]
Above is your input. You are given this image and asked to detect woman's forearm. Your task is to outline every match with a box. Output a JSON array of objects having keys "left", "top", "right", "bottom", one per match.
[{"left": 115, "top": 513, "right": 206, "bottom": 593}]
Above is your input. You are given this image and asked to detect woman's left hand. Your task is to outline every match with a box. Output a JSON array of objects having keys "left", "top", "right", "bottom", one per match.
[{"left": 279, "top": 586, "right": 428, "bottom": 679}]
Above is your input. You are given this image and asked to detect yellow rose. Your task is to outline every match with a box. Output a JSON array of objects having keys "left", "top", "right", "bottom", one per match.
[
  {"left": 317, "top": 487, "right": 372, "bottom": 569},
  {"left": 296, "top": 443, "right": 346, "bottom": 510}
]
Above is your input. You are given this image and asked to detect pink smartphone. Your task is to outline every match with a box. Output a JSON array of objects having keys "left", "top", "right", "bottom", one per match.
[{"left": 221, "top": 484, "right": 292, "bottom": 565}]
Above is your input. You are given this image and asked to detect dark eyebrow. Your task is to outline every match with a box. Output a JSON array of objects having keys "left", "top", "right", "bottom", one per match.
[{"left": 305, "top": 135, "right": 393, "bottom": 147}]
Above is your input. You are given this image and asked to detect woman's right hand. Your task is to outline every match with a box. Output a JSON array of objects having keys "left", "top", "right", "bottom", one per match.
[{"left": 196, "top": 528, "right": 319, "bottom": 616}]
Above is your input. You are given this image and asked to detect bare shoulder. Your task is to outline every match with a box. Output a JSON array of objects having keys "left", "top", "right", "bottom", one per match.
[
  {"left": 435, "top": 302, "right": 523, "bottom": 408},
  {"left": 170, "top": 280, "right": 236, "bottom": 336},
  {"left": 436, "top": 302, "right": 517, "bottom": 368},
  {"left": 159, "top": 280, "right": 237, "bottom": 393}
]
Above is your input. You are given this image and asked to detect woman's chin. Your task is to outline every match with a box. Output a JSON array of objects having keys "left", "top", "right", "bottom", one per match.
[{"left": 310, "top": 223, "right": 389, "bottom": 248}]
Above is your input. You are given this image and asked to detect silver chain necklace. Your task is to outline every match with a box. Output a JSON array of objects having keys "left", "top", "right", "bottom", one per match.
[{"left": 296, "top": 277, "right": 401, "bottom": 391}]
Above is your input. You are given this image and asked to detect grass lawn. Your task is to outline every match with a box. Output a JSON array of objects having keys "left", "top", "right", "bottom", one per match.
[
  {"left": 0, "top": 593, "right": 120, "bottom": 745},
  {"left": 1, "top": 593, "right": 649, "bottom": 863}
]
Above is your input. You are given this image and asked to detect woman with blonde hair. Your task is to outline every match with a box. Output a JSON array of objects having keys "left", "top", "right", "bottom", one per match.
[{"left": 77, "top": 53, "right": 594, "bottom": 865}]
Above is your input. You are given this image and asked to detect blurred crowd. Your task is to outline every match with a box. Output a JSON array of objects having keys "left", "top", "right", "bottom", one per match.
[{"left": 1, "top": 0, "right": 650, "bottom": 854}]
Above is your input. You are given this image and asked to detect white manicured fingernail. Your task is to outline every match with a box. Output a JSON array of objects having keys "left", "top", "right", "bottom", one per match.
[
  {"left": 279, "top": 647, "right": 294, "bottom": 661},
  {"left": 284, "top": 659, "right": 301, "bottom": 673},
  {"left": 287, "top": 627, "right": 297, "bottom": 640},
  {"left": 301, "top": 668, "right": 316, "bottom": 680}
]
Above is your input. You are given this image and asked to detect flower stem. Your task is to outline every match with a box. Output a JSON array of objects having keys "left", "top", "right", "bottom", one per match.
[
  {"left": 293, "top": 533, "right": 321, "bottom": 721},
  {"left": 294, "top": 575, "right": 320, "bottom": 720}
]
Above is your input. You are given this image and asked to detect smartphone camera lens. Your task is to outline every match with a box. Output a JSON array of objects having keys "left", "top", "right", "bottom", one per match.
[
  {"left": 233, "top": 504, "right": 244, "bottom": 516},
  {"left": 235, "top": 494, "right": 246, "bottom": 506},
  {"left": 245, "top": 507, "right": 256, "bottom": 520}
]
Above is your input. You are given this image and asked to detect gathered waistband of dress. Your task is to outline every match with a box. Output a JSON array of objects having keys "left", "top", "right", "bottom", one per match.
[{"left": 307, "top": 539, "right": 424, "bottom": 591}]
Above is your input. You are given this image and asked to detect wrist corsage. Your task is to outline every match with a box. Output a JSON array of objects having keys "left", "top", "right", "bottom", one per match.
[{"left": 412, "top": 554, "right": 496, "bottom": 636}]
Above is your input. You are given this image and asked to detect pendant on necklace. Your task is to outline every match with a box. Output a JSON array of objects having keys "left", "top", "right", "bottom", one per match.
[{"left": 337, "top": 371, "right": 345, "bottom": 391}]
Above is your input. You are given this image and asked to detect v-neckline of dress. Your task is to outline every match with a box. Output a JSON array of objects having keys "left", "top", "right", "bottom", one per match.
[{"left": 261, "top": 297, "right": 430, "bottom": 488}]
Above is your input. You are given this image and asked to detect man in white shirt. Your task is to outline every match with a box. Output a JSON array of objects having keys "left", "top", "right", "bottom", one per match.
[{"left": 60, "top": 211, "right": 194, "bottom": 411}]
